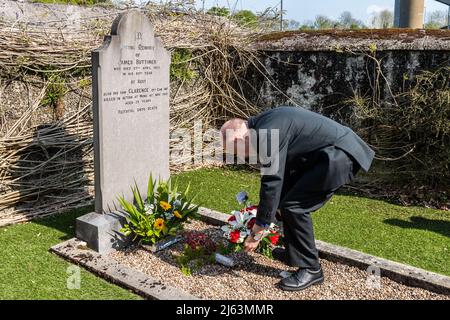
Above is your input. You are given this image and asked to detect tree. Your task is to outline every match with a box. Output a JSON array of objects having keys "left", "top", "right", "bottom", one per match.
[
  {"left": 425, "top": 10, "right": 447, "bottom": 29},
  {"left": 370, "top": 9, "right": 394, "bottom": 29},
  {"left": 313, "top": 15, "right": 334, "bottom": 29},
  {"left": 232, "top": 10, "right": 258, "bottom": 28},
  {"left": 255, "top": 6, "right": 281, "bottom": 31},
  {"left": 283, "top": 19, "right": 301, "bottom": 30},
  {"left": 299, "top": 20, "right": 314, "bottom": 30},
  {"left": 207, "top": 6, "right": 230, "bottom": 17},
  {"left": 338, "top": 11, "right": 365, "bottom": 29}
]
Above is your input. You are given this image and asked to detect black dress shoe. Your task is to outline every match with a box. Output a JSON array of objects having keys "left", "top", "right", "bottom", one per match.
[
  {"left": 278, "top": 267, "right": 324, "bottom": 291},
  {"left": 272, "top": 247, "right": 287, "bottom": 264}
]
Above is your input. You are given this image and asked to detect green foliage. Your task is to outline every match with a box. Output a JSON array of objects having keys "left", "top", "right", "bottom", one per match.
[
  {"left": 337, "top": 11, "right": 365, "bottom": 29},
  {"left": 119, "top": 175, "right": 200, "bottom": 245},
  {"left": 368, "top": 43, "right": 377, "bottom": 54},
  {"left": 370, "top": 9, "right": 393, "bottom": 29},
  {"left": 176, "top": 244, "right": 216, "bottom": 276},
  {"left": 170, "top": 48, "right": 197, "bottom": 82},
  {"left": 299, "top": 24, "right": 314, "bottom": 30},
  {"left": 313, "top": 15, "right": 335, "bottom": 29},
  {"left": 299, "top": 11, "right": 365, "bottom": 30},
  {"left": 207, "top": 6, "right": 230, "bottom": 17},
  {"left": 424, "top": 21, "right": 444, "bottom": 29},
  {"left": 78, "top": 78, "right": 91, "bottom": 88},
  {"left": 259, "top": 241, "right": 273, "bottom": 258},
  {"left": 218, "top": 241, "right": 243, "bottom": 255},
  {"left": 232, "top": 10, "right": 258, "bottom": 28},
  {"left": 40, "top": 74, "right": 68, "bottom": 108},
  {"left": 424, "top": 10, "right": 447, "bottom": 29}
]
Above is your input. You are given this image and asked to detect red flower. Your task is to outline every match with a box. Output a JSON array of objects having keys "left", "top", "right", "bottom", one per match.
[
  {"left": 228, "top": 215, "right": 236, "bottom": 222},
  {"left": 267, "top": 233, "right": 280, "bottom": 245},
  {"left": 184, "top": 231, "right": 217, "bottom": 254},
  {"left": 230, "top": 230, "right": 241, "bottom": 243},
  {"left": 247, "top": 218, "right": 256, "bottom": 229}
]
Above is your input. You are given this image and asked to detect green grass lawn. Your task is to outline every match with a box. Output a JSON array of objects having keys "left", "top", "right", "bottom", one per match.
[
  {"left": 0, "top": 167, "right": 448, "bottom": 299},
  {"left": 0, "top": 208, "right": 141, "bottom": 300},
  {"left": 174, "top": 167, "right": 450, "bottom": 276}
]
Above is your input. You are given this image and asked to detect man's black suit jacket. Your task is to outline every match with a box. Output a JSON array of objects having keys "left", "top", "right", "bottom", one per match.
[{"left": 247, "top": 106, "right": 375, "bottom": 225}]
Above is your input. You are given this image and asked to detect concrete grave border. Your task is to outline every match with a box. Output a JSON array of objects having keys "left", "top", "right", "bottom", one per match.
[
  {"left": 51, "top": 207, "right": 450, "bottom": 299},
  {"left": 50, "top": 238, "right": 198, "bottom": 300}
]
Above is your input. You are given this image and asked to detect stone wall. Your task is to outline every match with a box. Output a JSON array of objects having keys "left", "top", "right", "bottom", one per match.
[{"left": 246, "top": 29, "right": 450, "bottom": 120}]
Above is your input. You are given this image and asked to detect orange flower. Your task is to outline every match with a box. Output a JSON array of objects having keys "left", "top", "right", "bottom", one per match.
[
  {"left": 154, "top": 218, "right": 165, "bottom": 231},
  {"left": 159, "top": 201, "right": 171, "bottom": 211},
  {"left": 174, "top": 210, "right": 182, "bottom": 219}
]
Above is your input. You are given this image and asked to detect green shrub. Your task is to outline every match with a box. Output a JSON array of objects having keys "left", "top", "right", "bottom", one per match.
[
  {"left": 40, "top": 74, "right": 68, "bottom": 110},
  {"left": 170, "top": 48, "right": 197, "bottom": 82},
  {"left": 119, "top": 175, "right": 200, "bottom": 245}
]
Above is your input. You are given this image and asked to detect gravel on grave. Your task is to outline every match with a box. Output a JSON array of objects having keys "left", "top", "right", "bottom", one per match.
[{"left": 110, "top": 220, "right": 449, "bottom": 300}]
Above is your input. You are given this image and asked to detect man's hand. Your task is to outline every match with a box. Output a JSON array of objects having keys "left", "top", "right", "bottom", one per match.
[{"left": 243, "top": 224, "right": 265, "bottom": 252}]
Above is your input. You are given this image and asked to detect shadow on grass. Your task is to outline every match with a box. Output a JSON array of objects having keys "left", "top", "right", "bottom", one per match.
[
  {"left": 33, "top": 205, "right": 94, "bottom": 241},
  {"left": 384, "top": 216, "right": 450, "bottom": 238}
]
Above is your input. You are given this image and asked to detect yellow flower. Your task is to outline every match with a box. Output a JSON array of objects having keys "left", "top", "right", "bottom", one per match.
[
  {"left": 159, "top": 201, "right": 171, "bottom": 211},
  {"left": 154, "top": 218, "right": 165, "bottom": 231},
  {"left": 174, "top": 210, "right": 182, "bottom": 219}
]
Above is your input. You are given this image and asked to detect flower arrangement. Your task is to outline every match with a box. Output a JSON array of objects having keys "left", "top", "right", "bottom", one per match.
[
  {"left": 184, "top": 231, "right": 217, "bottom": 255},
  {"left": 177, "top": 231, "right": 217, "bottom": 276},
  {"left": 119, "top": 175, "right": 199, "bottom": 245},
  {"left": 221, "top": 191, "right": 281, "bottom": 258}
]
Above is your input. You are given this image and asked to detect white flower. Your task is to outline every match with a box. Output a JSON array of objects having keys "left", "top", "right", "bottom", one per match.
[
  {"left": 164, "top": 212, "right": 174, "bottom": 220},
  {"left": 242, "top": 210, "right": 256, "bottom": 222},
  {"left": 144, "top": 203, "right": 154, "bottom": 214},
  {"left": 172, "top": 199, "right": 182, "bottom": 208}
]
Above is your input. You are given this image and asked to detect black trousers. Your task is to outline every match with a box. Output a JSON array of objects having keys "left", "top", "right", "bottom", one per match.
[{"left": 278, "top": 146, "right": 360, "bottom": 269}]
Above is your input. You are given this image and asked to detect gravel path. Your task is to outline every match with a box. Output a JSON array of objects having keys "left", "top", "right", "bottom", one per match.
[{"left": 110, "top": 220, "right": 449, "bottom": 300}]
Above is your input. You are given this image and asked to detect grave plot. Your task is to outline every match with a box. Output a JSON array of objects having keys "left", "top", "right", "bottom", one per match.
[
  {"left": 53, "top": 214, "right": 449, "bottom": 300},
  {"left": 109, "top": 219, "right": 448, "bottom": 300}
]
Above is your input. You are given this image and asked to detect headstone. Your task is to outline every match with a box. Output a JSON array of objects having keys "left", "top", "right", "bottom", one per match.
[
  {"left": 76, "top": 10, "right": 171, "bottom": 254},
  {"left": 92, "top": 10, "right": 170, "bottom": 212}
]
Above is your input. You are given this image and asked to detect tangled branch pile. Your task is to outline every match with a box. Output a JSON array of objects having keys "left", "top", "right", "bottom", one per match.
[
  {"left": 349, "top": 62, "right": 450, "bottom": 195},
  {"left": 0, "top": 4, "right": 274, "bottom": 225}
]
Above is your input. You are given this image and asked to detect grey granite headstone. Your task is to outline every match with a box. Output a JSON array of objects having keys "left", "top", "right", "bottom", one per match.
[
  {"left": 76, "top": 10, "right": 170, "bottom": 253},
  {"left": 92, "top": 9, "right": 170, "bottom": 213}
]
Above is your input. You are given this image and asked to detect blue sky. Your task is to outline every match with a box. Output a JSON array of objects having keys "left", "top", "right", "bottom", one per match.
[{"left": 195, "top": 0, "right": 448, "bottom": 24}]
